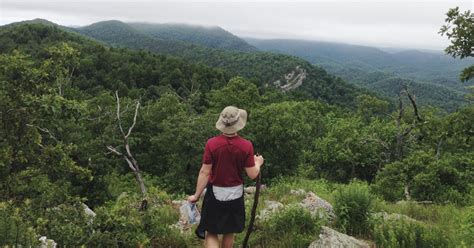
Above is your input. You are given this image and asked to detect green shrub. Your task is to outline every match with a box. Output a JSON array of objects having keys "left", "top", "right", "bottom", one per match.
[
  {"left": 244, "top": 205, "right": 323, "bottom": 248},
  {"left": 265, "top": 177, "right": 335, "bottom": 204},
  {"left": 88, "top": 187, "right": 186, "bottom": 247},
  {"left": 372, "top": 215, "right": 451, "bottom": 248},
  {"left": 459, "top": 206, "right": 474, "bottom": 247},
  {"left": 334, "top": 181, "right": 375, "bottom": 237},
  {"left": 35, "top": 200, "right": 94, "bottom": 246},
  {"left": 0, "top": 201, "right": 39, "bottom": 247}
]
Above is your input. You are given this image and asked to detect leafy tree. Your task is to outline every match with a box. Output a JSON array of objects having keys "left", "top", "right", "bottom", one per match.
[
  {"left": 303, "top": 115, "right": 395, "bottom": 182},
  {"left": 208, "top": 76, "right": 261, "bottom": 111},
  {"left": 356, "top": 94, "right": 390, "bottom": 122},
  {"left": 247, "top": 101, "right": 330, "bottom": 178},
  {"left": 440, "top": 7, "right": 474, "bottom": 82},
  {"left": 374, "top": 150, "right": 473, "bottom": 204}
]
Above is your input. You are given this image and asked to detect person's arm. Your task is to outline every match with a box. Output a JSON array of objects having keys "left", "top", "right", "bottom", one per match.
[
  {"left": 245, "top": 155, "right": 264, "bottom": 179},
  {"left": 187, "top": 163, "right": 212, "bottom": 203}
]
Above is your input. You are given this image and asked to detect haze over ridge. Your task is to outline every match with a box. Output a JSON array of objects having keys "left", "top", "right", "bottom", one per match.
[{"left": 1, "top": 0, "right": 472, "bottom": 51}]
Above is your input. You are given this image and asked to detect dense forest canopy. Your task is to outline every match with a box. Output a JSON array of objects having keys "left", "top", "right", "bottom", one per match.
[
  {"left": 0, "top": 18, "right": 472, "bottom": 247},
  {"left": 128, "top": 22, "right": 257, "bottom": 52},
  {"left": 71, "top": 19, "right": 366, "bottom": 106},
  {"left": 246, "top": 38, "right": 473, "bottom": 112}
]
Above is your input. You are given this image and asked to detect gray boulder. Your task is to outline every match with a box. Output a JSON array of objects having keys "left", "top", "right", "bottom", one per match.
[
  {"left": 244, "top": 184, "right": 267, "bottom": 194},
  {"left": 290, "top": 188, "right": 307, "bottom": 196},
  {"left": 257, "top": 200, "right": 284, "bottom": 221},
  {"left": 82, "top": 203, "right": 96, "bottom": 218},
  {"left": 300, "top": 192, "right": 335, "bottom": 220},
  {"left": 308, "top": 226, "right": 369, "bottom": 248}
]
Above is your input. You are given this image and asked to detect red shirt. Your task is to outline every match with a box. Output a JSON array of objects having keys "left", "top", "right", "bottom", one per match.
[{"left": 202, "top": 134, "right": 255, "bottom": 187}]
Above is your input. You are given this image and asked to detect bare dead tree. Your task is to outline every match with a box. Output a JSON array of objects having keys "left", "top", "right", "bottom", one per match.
[
  {"left": 107, "top": 91, "right": 148, "bottom": 210},
  {"left": 392, "top": 85, "right": 423, "bottom": 201}
]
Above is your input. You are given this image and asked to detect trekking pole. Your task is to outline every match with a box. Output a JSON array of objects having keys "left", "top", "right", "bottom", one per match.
[{"left": 242, "top": 165, "right": 262, "bottom": 248}]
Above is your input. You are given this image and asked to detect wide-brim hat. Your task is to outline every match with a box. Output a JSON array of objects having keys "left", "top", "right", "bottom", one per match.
[{"left": 216, "top": 106, "right": 247, "bottom": 134}]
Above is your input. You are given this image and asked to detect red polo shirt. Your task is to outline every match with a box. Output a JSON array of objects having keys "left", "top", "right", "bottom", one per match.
[{"left": 202, "top": 134, "right": 255, "bottom": 187}]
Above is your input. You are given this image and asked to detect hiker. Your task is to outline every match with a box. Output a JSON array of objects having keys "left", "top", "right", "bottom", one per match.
[{"left": 187, "top": 106, "right": 264, "bottom": 248}]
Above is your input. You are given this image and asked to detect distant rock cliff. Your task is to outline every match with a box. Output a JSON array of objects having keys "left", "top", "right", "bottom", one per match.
[{"left": 273, "top": 65, "right": 307, "bottom": 92}]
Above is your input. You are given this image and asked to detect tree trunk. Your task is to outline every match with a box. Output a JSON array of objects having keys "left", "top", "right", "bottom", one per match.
[{"left": 134, "top": 170, "right": 147, "bottom": 195}]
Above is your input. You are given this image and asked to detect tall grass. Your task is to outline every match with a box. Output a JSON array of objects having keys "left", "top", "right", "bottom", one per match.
[
  {"left": 372, "top": 215, "right": 451, "bottom": 248},
  {"left": 239, "top": 204, "right": 324, "bottom": 248},
  {"left": 333, "top": 181, "right": 375, "bottom": 237}
]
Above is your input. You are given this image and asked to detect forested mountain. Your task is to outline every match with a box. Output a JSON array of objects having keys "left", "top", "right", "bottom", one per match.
[
  {"left": 71, "top": 20, "right": 364, "bottom": 106},
  {"left": 0, "top": 23, "right": 231, "bottom": 102},
  {"left": 1, "top": 20, "right": 473, "bottom": 247},
  {"left": 128, "top": 22, "right": 257, "bottom": 52},
  {"left": 74, "top": 20, "right": 199, "bottom": 54},
  {"left": 246, "top": 38, "right": 473, "bottom": 111}
]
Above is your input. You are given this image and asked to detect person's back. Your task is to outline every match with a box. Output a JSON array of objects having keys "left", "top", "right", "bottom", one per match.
[
  {"left": 187, "top": 106, "right": 264, "bottom": 248},
  {"left": 204, "top": 134, "right": 255, "bottom": 187}
]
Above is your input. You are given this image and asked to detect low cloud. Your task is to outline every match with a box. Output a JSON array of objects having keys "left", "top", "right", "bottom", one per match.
[{"left": 1, "top": 0, "right": 471, "bottom": 50}]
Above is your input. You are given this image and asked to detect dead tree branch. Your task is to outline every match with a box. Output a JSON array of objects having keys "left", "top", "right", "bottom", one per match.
[
  {"left": 404, "top": 85, "right": 423, "bottom": 122},
  {"left": 394, "top": 85, "right": 423, "bottom": 201},
  {"left": 108, "top": 91, "right": 147, "bottom": 210}
]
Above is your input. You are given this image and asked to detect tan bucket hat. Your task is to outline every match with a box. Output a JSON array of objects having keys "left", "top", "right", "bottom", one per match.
[{"left": 215, "top": 106, "right": 248, "bottom": 134}]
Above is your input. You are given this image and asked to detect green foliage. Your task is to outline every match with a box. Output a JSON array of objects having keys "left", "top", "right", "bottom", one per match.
[
  {"left": 334, "top": 181, "right": 375, "bottom": 237},
  {"left": 460, "top": 206, "right": 474, "bottom": 246},
  {"left": 375, "top": 200, "right": 473, "bottom": 246},
  {"left": 128, "top": 22, "right": 257, "bottom": 52},
  {"left": 68, "top": 20, "right": 365, "bottom": 106},
  {"left": 303, "top": 115, "right": 395, "bottom": 182},
  {"left": 247, "top": 205, "right": 323, "bottom": 248},
  {"left": 208, "top": 76, "right": 261, "bottom": 111},
  {"left": 265, "top": 177, "right": 335, "bottom": 205},
  {"left": 374, "top": 150, "right": 474, "bottom": 205},
  {"left": 248, "top": 37, "right": 473, "bottom": 111},
  {"left": 36, "top": 201, "right": 94, "bottom": 246},
  {"left": 439, "top": 7, "right": 474, "bottom": 82},
  {"left": 88, "top": 187, "right": 186, "bottom": 247},
  {"left": 248, "top": 101, "right": 330, "bottom": 178},
  {"left": 0, "top": 202, "right": 39, "bottom": 247},
  {"left": 356, "top": 94, "right": 390, "bottom": 121},
  {"left": 439, "top": 7, "right": 474, "bottom": 59},
  {"left": 372, "top": 215, "right": 450, "bottom": 248},
  {"left": 0, "top": 20, "right": 473, "bottom": 246}
]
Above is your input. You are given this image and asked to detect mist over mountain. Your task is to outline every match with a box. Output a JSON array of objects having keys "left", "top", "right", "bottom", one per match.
[{"left": 128, "top": 22, "right": 257, "bottom": 52}]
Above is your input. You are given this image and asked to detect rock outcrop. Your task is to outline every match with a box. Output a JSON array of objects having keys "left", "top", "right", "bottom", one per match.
[
  {"left": 82, "top": 204, "right": 96, "bottom": 218},
  {"left": 257, "top": 200, "right": 284, "bottom": 221},
  {"left": 308, "top": 226, "right": 369, "bottom": 248},
  {"left": 273, "top": 66, "right": 307, "bottom": 92},
  {"left": 300, "top": 192, "right": 335, "bottom": 220}
]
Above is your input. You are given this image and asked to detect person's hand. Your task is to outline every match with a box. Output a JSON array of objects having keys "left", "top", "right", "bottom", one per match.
[
  {"left": 254, "top": 154, "right": 264, "bottom": 167},
  {"left": 187, "top": 194, "right": 199, "bottom": 203}
]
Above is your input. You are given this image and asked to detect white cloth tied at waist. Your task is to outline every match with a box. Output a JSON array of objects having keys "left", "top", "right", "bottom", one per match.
[{"left": 212, "top": 184, "right": 244, "bottom": 201}]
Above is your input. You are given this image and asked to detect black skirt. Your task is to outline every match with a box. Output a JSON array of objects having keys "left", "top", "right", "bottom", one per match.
[{"left": 195, "top": 184, "right": 245, "bottom": 239}]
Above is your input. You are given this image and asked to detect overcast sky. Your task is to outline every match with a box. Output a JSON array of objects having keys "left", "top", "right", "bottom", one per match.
[{"left": 1, "top": 0, "right": 472, "bottom": 50}]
